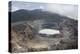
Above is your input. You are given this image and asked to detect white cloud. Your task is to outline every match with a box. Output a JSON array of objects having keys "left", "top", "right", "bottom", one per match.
[
  {"left": 12, "top": 7, "right": 20, "bottom": 12},
  {"left": 46, "top": 4, "right": 78, "bottom": 20}
]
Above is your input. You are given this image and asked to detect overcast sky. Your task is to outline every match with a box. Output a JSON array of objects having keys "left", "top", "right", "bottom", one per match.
[{"left": 10, "top": 1, "right": 78, "bottom": 20}]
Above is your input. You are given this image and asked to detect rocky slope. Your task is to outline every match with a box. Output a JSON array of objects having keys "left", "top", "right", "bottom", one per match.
[{"left": 9, "top": 9, "right": 78, "bottom": 53}]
